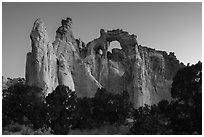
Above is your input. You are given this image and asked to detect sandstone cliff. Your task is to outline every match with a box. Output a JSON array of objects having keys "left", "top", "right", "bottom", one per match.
[
  {"left": 25, "top": 18, "right": 184, "bottom": 107},
  {"left": 25, "top": 18, "right": 101, "bottom": 96},
  {"left": 83, "top": 29, "right": 184, "bottom": 107},
  {"left": 25, "top": 19, "right": 58, "bottom": 96}
]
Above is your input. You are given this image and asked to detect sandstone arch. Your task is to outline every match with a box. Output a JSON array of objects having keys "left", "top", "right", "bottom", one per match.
[
  {"left": 108, "top": 41, "right": 122, "bottom": 52},
  {"left": 26, "top": 18, "right": 184, "bottom": 108}
]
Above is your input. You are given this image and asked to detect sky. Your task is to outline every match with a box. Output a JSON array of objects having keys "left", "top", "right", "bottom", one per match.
[{"left": 2, "top": 2, "right": 202, "bottom": 78}]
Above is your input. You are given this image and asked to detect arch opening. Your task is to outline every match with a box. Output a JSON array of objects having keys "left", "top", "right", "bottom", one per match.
[
  {"left": 108, "top": 41, "right": 122, "bottom": 53},
  {"left": 95, "top": 46, "right": 104, "bottom": 56},
  {"left": 107, "top": 41, "right": 125, "bottom": 61}
]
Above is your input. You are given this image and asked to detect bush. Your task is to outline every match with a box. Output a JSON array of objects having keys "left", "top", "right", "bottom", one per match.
[
  {"left": 46, "top": 85, "right": 77, "bottom": 134},
  {"left": 130, "top": 102, "right": 173, "bottom": 135},
  {"left": 130, "top": 61, "right": 202, "bottom": 135},
  {"left": 3, "top": 84, "right": 133, "bottom": 133},
  {"left": 2, "top": 83, "right": 45, "bottom": 128},
  {"left": 2, "top": 83, "right": 28, "bottom": 125},
  {"left": 72, "top": 97, "right": 95, "bottom": 130},
  {"left": 93, "top": 88, "right": 133, "bottom": 125},
  {"left": 170, "top": 61, "right": 202, "bottom": 134},
  {"left": 72, "top": 88, "right": 133, "bottom": 130}
]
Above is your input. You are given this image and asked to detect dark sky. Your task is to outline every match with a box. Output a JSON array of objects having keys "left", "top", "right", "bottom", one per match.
[{"left": 2, "top": 2, "right": 202, "bottom": 78}]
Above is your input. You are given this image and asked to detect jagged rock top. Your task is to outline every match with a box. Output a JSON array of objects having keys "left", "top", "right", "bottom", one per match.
[
  {"left": 55, "top": 17, "right": 77, "bottom": 49},
  {"left": 30, "top": 18, "right": 49, "bottom": 50},
  {"left": 56, "top": 17, "right": 73, "bottom": 36},
  {"left": 100, "top": 29, "right": 137, "bottom": 43},
  {"left": 30, "top": 18, "right": 48, "bottom": 40},
  {"left": 61, "top": 17, "right": 72, "bottom": 28},
  {"left": 31, "top": 18, "right": 45, "bottom": 31},
  {"left": 25, "top": 17, "right": 185, "bottom": 108}
]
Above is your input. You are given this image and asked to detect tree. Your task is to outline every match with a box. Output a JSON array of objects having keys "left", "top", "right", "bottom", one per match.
[
  {"left": 72, "top": 97, "right": 95, "bottom": 130},
  {"left": 130, "top": 62, "right": 202, "bottom": 135},
  {"left": 170, "top": 61, "right": 202, "bottom": 134},
  {"left": 130, "top": 102, "right": 172, "bottom": 135},
  {"left": 46, "top": 85, "right": 77, "bottom": 134},
  {"left": 2, "top": 83, "right": 47, "bottom": 129},
  {"left": 93, "top": 88, "right": 133, "bottom": 125},
  {"left": 72, "top": 88, "right": 133, "bottom": 130},
  {"left": 2, "top": 83, "right": 27, "bottom": 124},
  {"left": 171, "top": 61, "right": 202, "bottom": 102},
  {"left": 93, "top": 88, "right": 115, "bottom": 124}
]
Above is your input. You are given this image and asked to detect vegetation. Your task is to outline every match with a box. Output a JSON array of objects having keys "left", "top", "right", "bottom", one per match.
[
  {"left": 46, "top": 85, "right": 77, "bottom": 134},
  {"left": 2, "top": 84, "right": 45, "bottom": 128},
  {"left": 170, "top": 61, "right": 202, "bottom": 134},
  {"left": 72, "top": 88, "right": 133, "bottom": 130},
  {"left": 130, "top": 101, "right": 173, "bottom": 135},
  {"left": 130, "top": 61, "right": 202, "bottom": 135},
  {"left": 2, "top": 62, "right": 202, "bottom": 134}
]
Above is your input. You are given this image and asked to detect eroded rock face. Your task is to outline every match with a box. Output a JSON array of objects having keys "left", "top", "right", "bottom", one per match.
[
  {"left": 52, "top": 17, "right": 102, "bottom": 97},
  {"left": 84, "top": 29, "right": 184, "bottom": 108},
  {"left": 26, "top": 18, "right": 101, "bottom": 97},
  {"left": 57, "top": 54, "right": 75, "bottom": 91},
  {"left": 26, "top": 18, "right": 58, "bottom": 96},
  {"left": 25, "top": 17, "right": 184, "bottom": 107},
  {"left": 25, "top": 18, "right": 76, "bottom": 95}
]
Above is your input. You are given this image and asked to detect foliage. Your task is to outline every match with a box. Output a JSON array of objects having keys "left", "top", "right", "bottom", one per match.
[
  {"left": 171, "top": 61, "right": 202, "bottom": 101},
  {"left": 130, "top": 61, "right": 202, "bottom": 135},
  {"left": 3, "top": 61, "right": 201, "bottom": 134},
  {"left": 46, "top": 85, "right": 77, "bottom": 134},
  {"left": 2, "top": 123, "right": 52, "bottom": 135},
  {"left": 2, "top": 83, "right": 28, "bottom": 124},
  {"left": 130, "top": 102, "right": 172, "bottom": 135},
  {"left": 93, "top": 88, "right": 132, "bottom": 125},
  {"left": 72, "top": 97, "right": 95, "bottom": 129},
  {"left": 3, "top": 84, "right": 132, "bottom": 133},
  {"left": 72, "top": 88, "right": 133, "bottom": 130},
  {"left": 170, "top": 61, "right": 202, "bottom": 134},
  {"left": 2, "top": 113, "right": 12, "bottom": 127},
  {"left": 2, "top": 83, "right": 47, "bottom": 129}
]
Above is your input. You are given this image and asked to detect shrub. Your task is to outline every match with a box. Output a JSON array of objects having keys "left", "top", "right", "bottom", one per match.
[
  {"left": 130, "top": 61, "right": 202, "bottom": 135},
  {"left": 2, "top": 83, "right": 29, "bottom": 125},
  {"left": 2, "top": 83, "right": 48, "bottom": 129},
  {"left": 93, "top": 88, "right": 133, "bottom": 125},
  {"left": 72, "top": 88, "right": 133, "bottom": 130},
  {"left": 130, "top": 103, "right": 172, "bottom": 135},
  {"left": 72, "top": 97, "right": 95, "bottom": 130},
  {"left": 170, "top": 61, "right": 202, "bottom": 134},
  {"left": 46, "top": 85, "right": 77, "bottom": 134}
]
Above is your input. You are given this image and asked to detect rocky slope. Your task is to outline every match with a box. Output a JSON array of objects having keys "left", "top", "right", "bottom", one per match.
[{"left": 25, "top": 17, "right": 184, "bottom": 107}]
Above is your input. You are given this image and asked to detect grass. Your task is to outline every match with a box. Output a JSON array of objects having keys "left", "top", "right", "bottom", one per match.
[{"left": 3, "top": 122, "right": 131, "bottom": 135}]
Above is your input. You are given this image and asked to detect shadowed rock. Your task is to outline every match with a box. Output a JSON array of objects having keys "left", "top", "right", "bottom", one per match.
[
  {"left": 57, "top": 54, "right": 75, "bottom": 91},
  {"left": 26, "top": 17, "right": 102, "bottom": 97},
  {"left": 25, "top": 17, "right": 184, "bottom": 107},
  {"left": 85, "top": 29, "right": 184, "bottom": 108}
]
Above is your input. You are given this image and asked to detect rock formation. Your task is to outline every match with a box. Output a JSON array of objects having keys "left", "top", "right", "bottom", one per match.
[
  {"left": 57, "top": 54, "right": 75, "bottom": 91},
  {"left": 25, "top": 18, "right": 184, "bottom": 107},
  {"left": 25, "top": 19, "right": 58, "bottom": 96},
  {"left": 84, "top": 29, "right": 184, "bottom": 107},
  {"left": 26, "top": 18, "right": 101, "bottom": 96}
]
